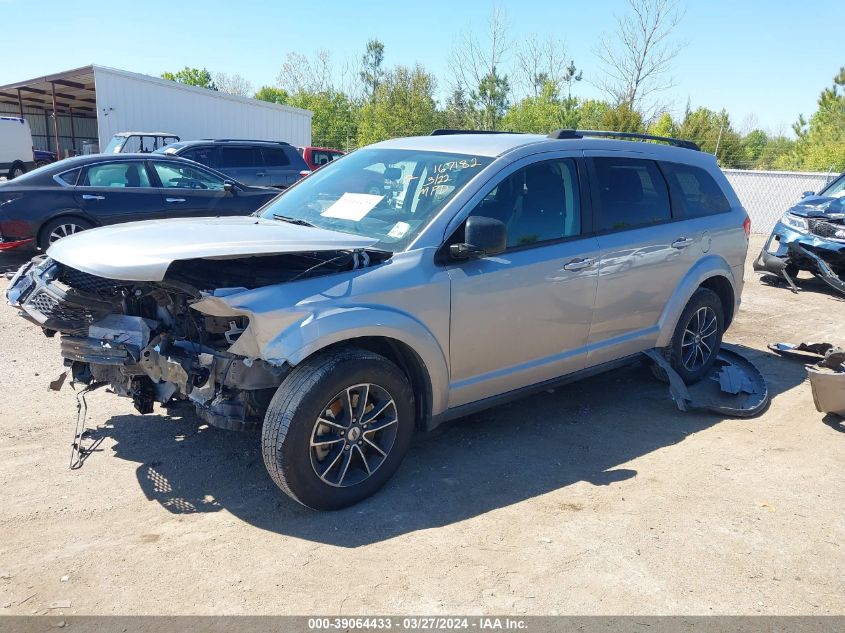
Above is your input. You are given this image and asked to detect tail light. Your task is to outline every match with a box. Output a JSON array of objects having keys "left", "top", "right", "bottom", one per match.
[
  {"left": 743, "top": 216, "right": 751, "bottom": 237},
  {"left": 299, "top": 170, "right": 312, "bottom": 179}
]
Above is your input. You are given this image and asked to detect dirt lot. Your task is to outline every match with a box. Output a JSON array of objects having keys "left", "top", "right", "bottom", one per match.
[{"left": 0, "top": 234, "right": 843, "bottom": 616}]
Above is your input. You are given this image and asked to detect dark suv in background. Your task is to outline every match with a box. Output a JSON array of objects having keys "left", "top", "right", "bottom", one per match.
[{"left": 156, "top": 139, "right": 309, "bottom": 189}]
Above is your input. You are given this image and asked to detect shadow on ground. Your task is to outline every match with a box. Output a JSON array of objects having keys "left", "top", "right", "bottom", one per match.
[{"left": 81, "top": 344, "right": 806, "bottom": 546}]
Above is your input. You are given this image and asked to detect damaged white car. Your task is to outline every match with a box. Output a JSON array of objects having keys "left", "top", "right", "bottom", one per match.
[{"left": 7, "top": 130, "right": 749, "bottom": 509}]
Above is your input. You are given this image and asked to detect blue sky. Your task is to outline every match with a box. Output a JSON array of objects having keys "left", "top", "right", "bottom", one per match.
[{"left": 3, "top": 0, "right": 841, "bottom": 134}]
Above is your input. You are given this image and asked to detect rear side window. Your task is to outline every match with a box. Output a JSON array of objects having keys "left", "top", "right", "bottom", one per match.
[
  {"left": 81, "top": 162, "right": 151, "bottom": 188},
  {"left": 57, "top": 168, "right": 80, "bottom": 185},
  {"left": 181, "top": 146, "right": 218, "bottom": 168},
  {"left": 220, "top": 146, "right": 261, "bottom": 168},
  {"left": 261, "top": 147, "right": 290, "bottom": 166},
  {"left": 592, "top": 157, "right": 671, "bottom": 231},
  {"left": 661, "top": 162, "right": 731, "bottom": 218}
]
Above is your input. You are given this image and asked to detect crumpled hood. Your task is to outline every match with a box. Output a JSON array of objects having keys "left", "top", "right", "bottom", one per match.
[
  {"left": 46, "top": 216, "right": 379, "bottom": 281},
  {"left": 788, "top": 195, "right": 845, "bottom": 219}
]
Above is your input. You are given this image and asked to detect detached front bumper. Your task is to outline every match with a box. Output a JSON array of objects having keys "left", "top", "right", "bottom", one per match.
[{"left": 754, "top": 221, "right": 845, "bottom": 294}]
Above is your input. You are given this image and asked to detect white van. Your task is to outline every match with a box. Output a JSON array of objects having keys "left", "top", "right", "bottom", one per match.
[{"left": 0, "top": 117, "right": 36, "bottom": 180}]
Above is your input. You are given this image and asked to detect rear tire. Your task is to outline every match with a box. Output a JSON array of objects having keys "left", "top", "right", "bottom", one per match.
[
  {"left": 8, "top": 162, "right": 25, "bottom": 180},
  {"left": 653, "top": 288, "right": 724, "bottom": 385},
  {"left": 261, "top": 347, "right": 414, "bottom": 510},
  {"left": 38, "top": 217, "right": 94, "bottom": 250}
]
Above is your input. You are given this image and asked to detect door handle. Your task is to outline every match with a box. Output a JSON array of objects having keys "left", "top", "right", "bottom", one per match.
[
  {"left": 165, "top": 197, "right": 186, "bottom": 203},
  {"left": 255, "top": 172, "right": 266, "bottom": 177},
  {"left": 563, "top": 257, "right": 595, "bottom": 271},
  {"left": 81, "top": 194, "right": 104, "bottom": 200},
  {"left": 671, "top": 237, "right": 695, "bottom": 249}
]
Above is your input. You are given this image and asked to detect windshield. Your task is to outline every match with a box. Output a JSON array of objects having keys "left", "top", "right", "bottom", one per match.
[
  {"left": 103, "top": 135, "right": 126, "bottom": 154},
  {"left": 259, "top": 148, "right": 492, "bottom": 250},
  {"left": 821, "top": 174, "right": 845, "bottom": 199}
]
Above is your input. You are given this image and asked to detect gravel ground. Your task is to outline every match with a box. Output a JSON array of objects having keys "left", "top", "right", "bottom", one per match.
[{"left": 0, "top": 234, "right": 842, "bottom": 616}]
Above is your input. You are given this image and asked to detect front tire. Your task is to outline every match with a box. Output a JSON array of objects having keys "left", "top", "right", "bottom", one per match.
[
  {"left": 261, "top": 347, "right": 414, "bottom": 510},
  {"left": 656, "top": 287, "right": 724, "bottom": 384},
  {"left": 38, "top": 217, "right": 94, "bottom": 250}
]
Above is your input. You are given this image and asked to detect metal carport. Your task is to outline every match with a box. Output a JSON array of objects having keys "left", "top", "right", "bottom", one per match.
[{"left": 0, "top": 66, "right": 98, "bottom": 157}]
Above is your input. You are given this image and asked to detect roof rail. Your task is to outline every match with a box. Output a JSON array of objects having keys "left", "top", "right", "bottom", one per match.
[
  {"left": 547, "top": 129, "right": 700, "bottom": 151},
  {"left": 200, "top": 138, "right": 291, "bottom": 145},
  {"left": 430, "top": 129, "right": 518, "bottom": 136}
]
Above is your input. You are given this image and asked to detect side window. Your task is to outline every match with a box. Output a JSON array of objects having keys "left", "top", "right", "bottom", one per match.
[
  {"left": 661, "top": 162, "right": 731, "bottom": 218},
  {"left": 469, "top": 158, "right": 581, "bottom": 248},
  {"left": 152, "top": 162, "right": 225, "bottom": 190},
  {"left": 261, "top": 147, "right": 290, "bottom": 167},
  {"left": 313, "top": 151, "right": 333, "bottom": 166},
  {"left": 592, "top": 157, "right": 671, "bottom": 231},
  {"left": 182, "top": 146, "right": 218, "bottom": 168},
  {"left": 81, "top": 162, "right": 151, "bottom": 188},
  {"left": 220, "top": 146, "right": 260, "bottom": 168},
  {"left": 57, "top": 168, "right": 81, "bottom": 186}
]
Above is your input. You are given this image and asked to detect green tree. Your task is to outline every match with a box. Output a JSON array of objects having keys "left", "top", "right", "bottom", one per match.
[
  {"left": 577, "top": 100, "right": 611, "bottom": 129},
  {"left": 161, "top": 67, "right": 217, "bottom": 90},
  {"left": 599, "top": 103, "right": 644, "bottom": 132},
  {"left": 503, "top": 82, "right": 569, "bottom": 133},
  {"left": 253, "top": 86, "right": 290, "bottom": 104},
  {"left": 358, "top": 64, "right": 439, "bottom": 144},
  {"left": 648, "top": 112, "right": 677, "bottom": 138},
  {"left": 472, "top": 70, "right": 510, "bottom": 129},
  {"left": 287, "top": 90, "right": 358, "bottom": 150},
  {"left": 442, "top": 87, "right": 475, "bottom": 130},
  {"left": 789, "top": 67, "right": 845, "bottom": 171},
  {"left": 359, "top": 39, "right": 385, "bottom": 102}
]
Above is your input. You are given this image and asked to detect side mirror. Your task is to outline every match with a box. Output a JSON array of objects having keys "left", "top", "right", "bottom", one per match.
[
  {"left": 450, "top": 216, "right": 507, "bottom": 259},
  {"left": 223, "top": 181, "right": 235, "bottom": 193},
  {"left": 801, "top": 191, "right": 815, "bottom": 198}
]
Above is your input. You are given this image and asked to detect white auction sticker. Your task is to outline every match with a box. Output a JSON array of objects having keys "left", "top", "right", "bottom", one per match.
[
  {"left": 320, "top": 193, "right": 384, "bottom": 221},
  {"left": 387, "top": 221, "right": 411, "bottom": 239}
]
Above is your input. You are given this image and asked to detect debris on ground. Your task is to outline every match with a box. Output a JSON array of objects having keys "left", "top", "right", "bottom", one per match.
[
  {"left": 644, "top": 347, "right": 769, "bottom": 417},
  {"left": 770, "top": 341, "right": 845, "bottom": 417}
]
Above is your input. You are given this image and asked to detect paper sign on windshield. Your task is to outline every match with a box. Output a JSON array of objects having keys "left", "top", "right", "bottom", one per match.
[{"left": 321, "top": 193, "right": 384, "bottom": 221}]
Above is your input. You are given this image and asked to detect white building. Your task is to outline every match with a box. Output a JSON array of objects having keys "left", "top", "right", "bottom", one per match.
[{"left": 0, "top": 65, "right": 312, "bottom": 156}]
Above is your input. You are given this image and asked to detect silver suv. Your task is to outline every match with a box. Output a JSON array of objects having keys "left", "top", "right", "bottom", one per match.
[{"left": 7, "top": 130, "right": 749, "bottom": 510}]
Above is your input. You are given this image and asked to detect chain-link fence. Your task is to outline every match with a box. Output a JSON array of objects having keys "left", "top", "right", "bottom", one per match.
[{"left": 723, "top": 169, "right": 838, "bottom": 234}]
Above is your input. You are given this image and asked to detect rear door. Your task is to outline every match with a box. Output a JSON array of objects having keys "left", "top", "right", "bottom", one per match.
[
  {"left": 259, "top": 146, "right": 293, "bottom": 188},
  {"left": 73, "top": 159, "right": 167, "bottom": 224},
  {"left": 584, "top": 153, "right": 702, "bottom": 366},
  {"left": 149, "top": 159, "right": 246, "bottom": 217},
  {"left": 217, "top": 145, "right": 263, "bottom": 186}
]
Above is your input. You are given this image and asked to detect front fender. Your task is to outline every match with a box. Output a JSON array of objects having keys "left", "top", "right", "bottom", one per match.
[
  {"left": 655, "top": 255, "right": 737, "bottom": 348},
  {"left": 192, "top": 296, "right": 451, "bottom": 417}
]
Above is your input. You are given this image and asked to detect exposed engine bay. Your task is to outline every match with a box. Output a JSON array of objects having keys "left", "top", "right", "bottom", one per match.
[{"left": 7, "top": 249, "right": 390, "bottom": 430}]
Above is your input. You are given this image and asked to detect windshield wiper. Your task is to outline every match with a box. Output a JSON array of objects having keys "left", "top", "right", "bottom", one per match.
[{"left": 272, "top": 214, "right": 315, "bottom": 227}]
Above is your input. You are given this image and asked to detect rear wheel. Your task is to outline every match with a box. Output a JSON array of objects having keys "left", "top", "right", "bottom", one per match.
[
  {"left": 261, "top": 347, "right": 414, "bottom": 510},
  {"left": 654, "top": 288, "right": 724, "bottom": 384},
  {"left": 38, "top": 217, "right": 93, "bottom": 250},
  {"left": 8, "top": 162, "right": 25, "bottom": 180}
]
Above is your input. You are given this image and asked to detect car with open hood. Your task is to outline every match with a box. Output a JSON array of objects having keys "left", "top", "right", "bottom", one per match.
[{"left": 6, "top": 129, "right": 749, "bottom": 510}]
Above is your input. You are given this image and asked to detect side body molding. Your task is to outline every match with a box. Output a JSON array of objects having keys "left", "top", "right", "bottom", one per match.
[{"left": 655, "top": 254, "right": 738, "bottom": 348}]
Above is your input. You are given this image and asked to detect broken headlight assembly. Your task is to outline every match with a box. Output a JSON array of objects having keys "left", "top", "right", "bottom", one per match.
[{"left": 780, "top": 212, "right": 808, "bottom": 233}]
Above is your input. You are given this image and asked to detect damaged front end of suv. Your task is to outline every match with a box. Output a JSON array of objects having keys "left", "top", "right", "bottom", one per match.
[
  {"left": 753, "top": 194, "right": 845, "bottom": 295},
  {"left": 6, "top": 217, "right": 390, "bottom": 431}
]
